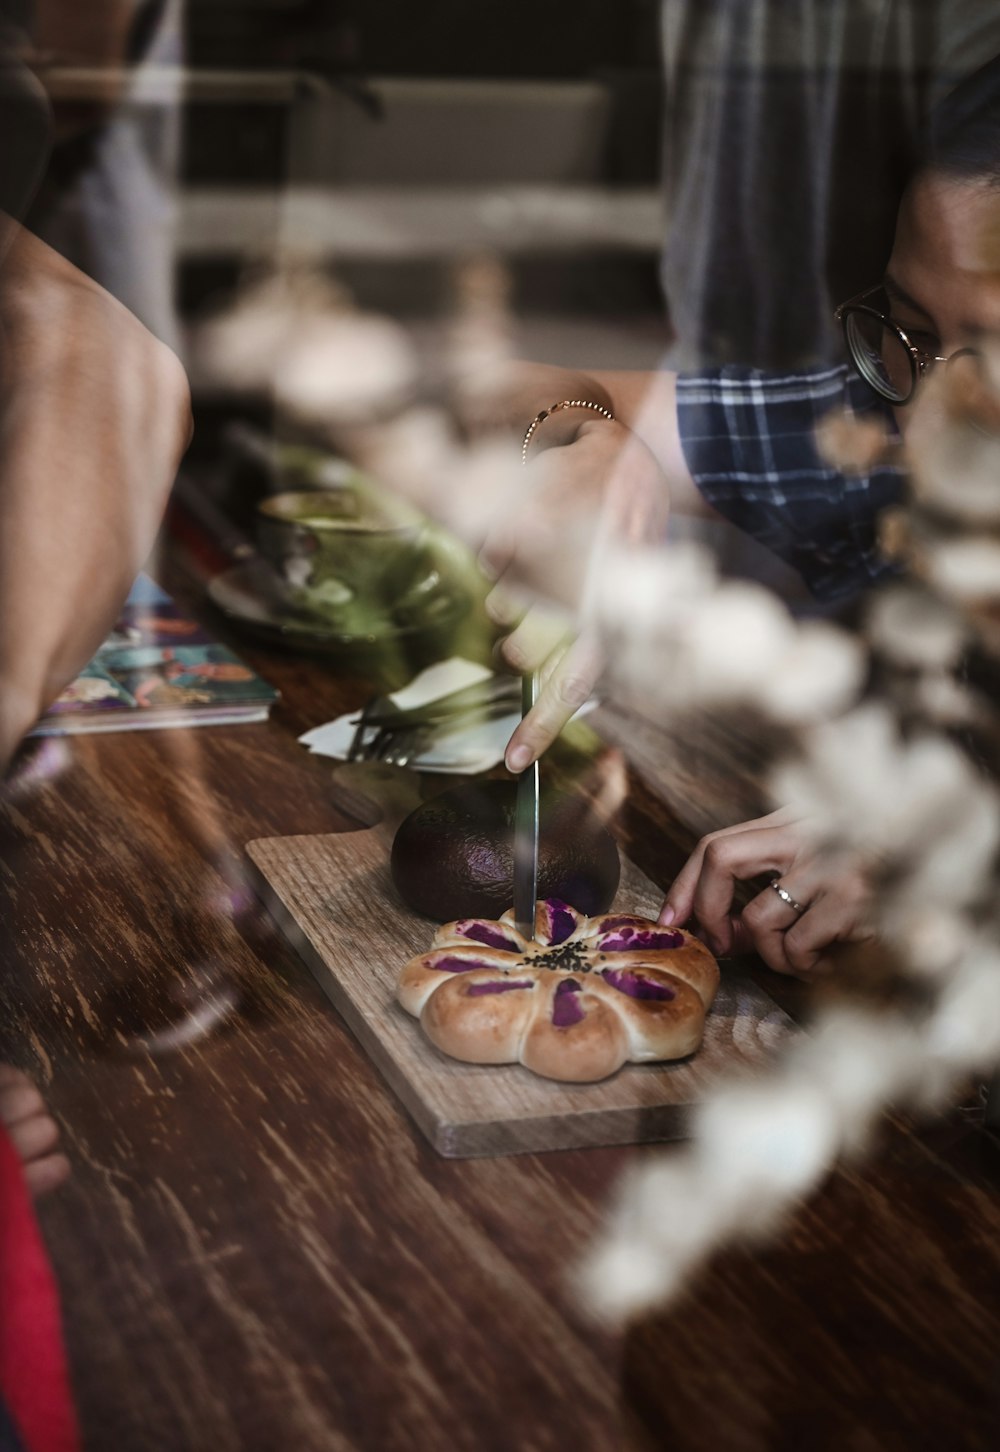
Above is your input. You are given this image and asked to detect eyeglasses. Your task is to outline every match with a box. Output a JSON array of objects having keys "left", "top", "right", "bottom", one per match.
[{"left": 835, "top": 286, "right": 976, "bottom": 404}]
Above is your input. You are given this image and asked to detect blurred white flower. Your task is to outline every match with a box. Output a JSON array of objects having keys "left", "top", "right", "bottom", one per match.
[
  {"left": 588, "top": 542, "right": 717, "bottom": 633},
  {"left": 909, "top": 783, "right": 999, "bottom": 910},
  {"left": 911, "top": 439, "right": 1000, "bottom": 527},
  {"left": 589, "top": 548, "right": 862, "bottom": 725},
  {"left": 581, "top": 1028, "right": 879, "bottom": 1321},
  {"left": 913, "top": 672, "right": 981, "bottom": 730},
  {"left": 195, "top": 265, "right": 348, "bottom": 392},
  {"left": 584, "top": 542, "right": 711, "bottom": 690},
  {"left": 443, "top": 439, "right": 530, "bottom": 545},
  {"left": 755, "top": 620, "right": 865, "bottom": 725},
  {"left": 880, "top": 905, "right": 974, "bottom": 982},
  {"left": 682, "top": 584, "right": 797, "bottom": 697},
  {"left": 865, "top": 584, "right": 967, "bottom": 671},
  {"left": 694, "top": 1080, "right": 838, "bottom": 1211},
  {"left": 350, "top": 406, "right": 456, "bottom": 518},
  {"left": 772, "top": 704, "right": 999, "bottom": 911},
  {"left": 579, "top": 1160, "right": 731, "bottom": 1322},
  {"left": 195, "top": 263, "right": 420, "bottom": 425},
  {"left": 446, "top": 253, "right": 516, "bottom": 396},
  {"left": 579, "top": 1235, "right": 679, "bottom": 1323},
  {"left": 785, "top": 1009, "right": 931, "bottom": 1134},
  {"left": 276, "top": 312, "right": 418, "bottom": 425},
  {"left": 685, "top": 593, "right": 865, "bottom": 727},
  {"left": 927, "top": 945, "right": 1000, "bottom": 1071},
  {"left": 925, "top": 537, "right": 1000, "bottom": 604},
  {"left": 903, "top": 342, "right": 1000, "bottom": 514},
  {"left": 579, "top": 982, "right": 1000, "bottom": 1324}
]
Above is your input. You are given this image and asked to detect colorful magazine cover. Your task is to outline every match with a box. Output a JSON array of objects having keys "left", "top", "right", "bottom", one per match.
[{"left": 32, "top": 577, "right": 278, "bottom": 735}]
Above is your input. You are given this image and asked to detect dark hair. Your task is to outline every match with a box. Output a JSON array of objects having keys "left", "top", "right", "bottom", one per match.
[{"left": 924, "top": 54, "right": 1000, "bottom": 185}]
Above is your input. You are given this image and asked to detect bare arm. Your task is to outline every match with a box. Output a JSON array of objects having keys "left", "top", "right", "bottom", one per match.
[
  {"left": 586, "top": 367, "right": 716, "bottom": 520},
  {"left": 459, "top": 360, "right": 721, "bottom": 769},
  {"left": 0, "top": 225, "right": 191, "bottom": 766},
  {"left": 480, "top": 360, "right": 715, "bottom": 519}
]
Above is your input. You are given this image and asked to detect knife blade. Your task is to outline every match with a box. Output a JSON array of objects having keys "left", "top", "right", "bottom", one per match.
[{"left": 512, "top": 672, "right": 540, "bottom": 941}]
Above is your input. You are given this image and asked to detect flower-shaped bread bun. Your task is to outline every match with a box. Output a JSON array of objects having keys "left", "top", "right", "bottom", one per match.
[{"left": 397, "top": 898, "right": 720, "bottom": 1082}]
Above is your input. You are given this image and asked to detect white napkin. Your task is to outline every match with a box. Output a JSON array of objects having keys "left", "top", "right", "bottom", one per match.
[
  {"left": 300, "top": 657, "right": 595, "bottom": 774},
  {"left": 299, "top": 658, "right": 513, "bottom": 774}
]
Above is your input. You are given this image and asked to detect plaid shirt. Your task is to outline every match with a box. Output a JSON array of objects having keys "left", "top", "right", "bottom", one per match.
[{"left": 676, "top": 364, "right": 905, "bottom": 602}]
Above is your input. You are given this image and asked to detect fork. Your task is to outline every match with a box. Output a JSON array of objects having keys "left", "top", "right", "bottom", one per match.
[
  {"left": 370, "top": 728, "right": 431, "bottom": 768},
  {"left": 352, "top": 695, "right": 519, "bottom": 767},
  {"left": 347, "top": 678, "right": 519, "bottom": 764}
]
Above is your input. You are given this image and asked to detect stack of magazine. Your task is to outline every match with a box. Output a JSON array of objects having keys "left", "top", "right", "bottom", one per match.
[{"left": 31, "top": 576, "right": 278, "bottom": 736}]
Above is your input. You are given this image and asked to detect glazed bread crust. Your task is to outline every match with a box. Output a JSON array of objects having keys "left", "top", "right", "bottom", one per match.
[{"left": 397, "top": 899, "right": 720, "bottom": 1083}]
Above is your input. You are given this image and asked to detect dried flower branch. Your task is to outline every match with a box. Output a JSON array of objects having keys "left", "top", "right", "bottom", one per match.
[{"left": 203, "top": 255, "right": 1000, "bottom": 1332}]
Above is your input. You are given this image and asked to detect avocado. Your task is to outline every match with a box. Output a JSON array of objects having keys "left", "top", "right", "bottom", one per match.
[{"left": 390, "top": 780, "right": 620, "bottom": 922}]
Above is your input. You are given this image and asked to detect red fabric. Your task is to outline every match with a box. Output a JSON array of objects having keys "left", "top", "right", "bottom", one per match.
[{"left": 0, "top": 1128, "right": 79, "bottom": 1452}]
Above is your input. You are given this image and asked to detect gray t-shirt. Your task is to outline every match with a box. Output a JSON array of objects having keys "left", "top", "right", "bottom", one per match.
[{"left": 659, "top": 0, "right": 1000, "bottom": 367}]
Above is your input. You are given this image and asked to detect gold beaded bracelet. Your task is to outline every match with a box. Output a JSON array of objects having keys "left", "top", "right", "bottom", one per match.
[{"left": 520, "top": 398, "right": 616, "bottom": 466}]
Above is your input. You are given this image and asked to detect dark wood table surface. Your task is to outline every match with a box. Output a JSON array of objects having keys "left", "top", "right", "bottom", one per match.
[{"left": 2, "top": 579, "right": 1000, "bottom": 1452}]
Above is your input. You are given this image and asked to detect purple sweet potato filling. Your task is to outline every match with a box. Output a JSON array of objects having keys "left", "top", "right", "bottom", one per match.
[
  {"left": 429, "top": 955, "right": 495, "bottom": 974},
  {"left": 551, "top": 978, "right": 585, "bottom": 1027},
  {"left": 466, "top": 979, "right": 535, "bottom": 997},
  {"left": 601, "top": 968, "right": 676, "bottom": 1000},
  {"left": 456, "top": 921, "right": 520, "bottom": 953},
  {"left": 544, "top": 899, "right": 577, "bottom": 947},
  {"left": 598, "top": 927, "right": 684, "bottom": 952}
]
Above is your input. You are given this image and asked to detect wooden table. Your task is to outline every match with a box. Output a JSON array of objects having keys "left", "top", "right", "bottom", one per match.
[{"left": 2, "top": 586, "right": 999, "bottom": 1452}]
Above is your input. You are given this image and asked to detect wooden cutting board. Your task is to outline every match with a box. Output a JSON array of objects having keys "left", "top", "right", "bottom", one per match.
[{"left": 246, "top": 828, "right": 794, "bottom": 1157}]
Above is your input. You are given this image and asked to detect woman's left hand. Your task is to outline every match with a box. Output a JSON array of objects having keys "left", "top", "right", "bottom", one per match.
[{"left": 659, "top": 807, "right": 874, "bottom": 978}]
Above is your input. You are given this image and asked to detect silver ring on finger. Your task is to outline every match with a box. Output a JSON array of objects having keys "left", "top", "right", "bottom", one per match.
[{"left": 769, "top": 879, "right": 808, "bottom": 916}]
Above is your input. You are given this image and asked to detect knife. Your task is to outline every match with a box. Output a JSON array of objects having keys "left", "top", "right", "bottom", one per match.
[{"left": 512, "top": 672, "right": 540, "bottom": 942}]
